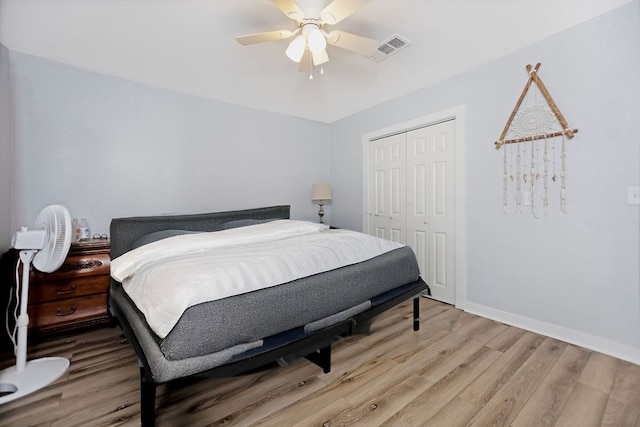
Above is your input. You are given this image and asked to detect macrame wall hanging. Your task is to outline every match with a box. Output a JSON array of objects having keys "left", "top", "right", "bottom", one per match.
[{"left": 495, "top": 63, "right": 578, "bottom": 218}]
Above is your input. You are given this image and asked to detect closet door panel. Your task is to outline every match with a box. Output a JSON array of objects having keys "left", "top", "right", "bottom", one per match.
[
  {"left": 407, "top": 121, "right": 456, "bottom": 304},
  {"left": 368, "top": 134, "right": 406, "bottom": 244}
]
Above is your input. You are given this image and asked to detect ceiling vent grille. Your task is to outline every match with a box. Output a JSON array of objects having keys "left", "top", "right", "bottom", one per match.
[{"left": 368, "top": 34, "right": 411, "bottom": 62}]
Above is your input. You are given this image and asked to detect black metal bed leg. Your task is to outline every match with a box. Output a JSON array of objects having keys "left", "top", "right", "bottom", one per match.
[
  {"left": 319, "top": 345, "right": 331, "bottom": 373},
  {"left": 413, "top": 297, "right": 420, "bottom": 331},
  {"left": 304, "top": 345, "right": 332, "bottom": 373},
  {"left": 140, "top": 368, "right": 157, "bottom": 427}
]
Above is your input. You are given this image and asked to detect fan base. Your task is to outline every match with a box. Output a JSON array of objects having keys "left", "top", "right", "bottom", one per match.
[{"left": 0, "top": 357, "right": 69, "bottom": 404}]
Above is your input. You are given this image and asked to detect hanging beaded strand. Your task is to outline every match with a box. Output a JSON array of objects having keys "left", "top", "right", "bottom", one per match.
[
  {"left": 507, "top": 141, "right": 516, "bottom": 213},
  {"left": 509, "top": 140, "right": 515, "bottom": 183},
  {"left": 560, "top": 132, "right": 567, "bottom": 213},
  {"left": 516, "top": 141, "right": 522, "bottom": 213},
  {"left": 551, "top": 136, "right": 557, "bottom": 183},
  {"left": 503, "top": 140, "right": 508, "bottom": 214},
  {"left": 542, "top": 137, "right": 549, "bottom": 216},
  {"left": 528, "top": 140, "right": 533, "bottom": 212}
]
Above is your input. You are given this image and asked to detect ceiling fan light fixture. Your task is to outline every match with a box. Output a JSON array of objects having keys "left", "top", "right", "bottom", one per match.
[
  {"left": 286, "top": 35, "right": 306, "bottom": 63},
  {"left": 311, "top": 48, "right": 329, "bottom": 66},
  {"left": 307, "top": 27, "right": 326, "bottom": 53}
]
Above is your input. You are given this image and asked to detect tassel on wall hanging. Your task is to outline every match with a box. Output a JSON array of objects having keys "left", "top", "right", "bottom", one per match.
[{"left": 495, "top": 63, "right": 578, "bottom": 218}]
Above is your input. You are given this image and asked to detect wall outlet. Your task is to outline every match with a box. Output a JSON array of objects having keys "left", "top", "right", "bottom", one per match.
[{"left": 627, "top": 186, "right": 640, "bottom": 205}]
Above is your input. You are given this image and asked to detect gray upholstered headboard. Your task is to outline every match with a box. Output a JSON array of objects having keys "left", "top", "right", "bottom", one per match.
[{"left": 109, "top": 205, "right": 290, "bottom": 260}]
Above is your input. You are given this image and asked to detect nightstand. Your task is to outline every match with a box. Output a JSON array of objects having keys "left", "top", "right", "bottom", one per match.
[{"left": 2, "top": 239, "right": 112, "bottom": 339}]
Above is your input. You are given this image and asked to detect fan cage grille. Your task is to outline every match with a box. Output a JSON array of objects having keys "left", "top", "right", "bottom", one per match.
[{"left": 32, "top": 205, "right": 72, "bottom": 273}]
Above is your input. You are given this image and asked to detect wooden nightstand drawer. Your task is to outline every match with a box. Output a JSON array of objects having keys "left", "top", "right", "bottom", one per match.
[
  {"left": 29, "top": 275, "right": 110, "bottom": 304},
  {"left": 32, "top": 253, "right": 111, "bottom": 281},
  {"left": 27, "top": 293, "right": 109, "bottom": 333}
]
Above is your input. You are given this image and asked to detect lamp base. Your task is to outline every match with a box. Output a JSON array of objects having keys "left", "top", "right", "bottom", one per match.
[
  {"left": 317, "top": 202, "right": 325, "bottom": 223},
  {"left": 0, "top": 357, "right": 69, "bottom": 404}
]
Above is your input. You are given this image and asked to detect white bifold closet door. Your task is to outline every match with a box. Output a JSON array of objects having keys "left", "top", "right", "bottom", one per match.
[
  {"left": 367, "top": 120, "right": 456, "bottom": 304},
  {"left": 368, "top": 133, "right": 407, "bottom": 244}
]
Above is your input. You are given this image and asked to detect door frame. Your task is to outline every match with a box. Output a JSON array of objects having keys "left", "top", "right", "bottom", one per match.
[{"left": 361, "top": 105, "right": 467, "bottom": 310}]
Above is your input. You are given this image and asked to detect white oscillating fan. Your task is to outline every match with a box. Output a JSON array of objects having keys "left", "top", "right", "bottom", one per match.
[{"left": 0, "top": 204, "right": 72, "bottom": 404}]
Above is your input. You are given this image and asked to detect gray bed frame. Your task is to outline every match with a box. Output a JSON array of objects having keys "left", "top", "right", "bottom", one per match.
[{"left": 108, "top": 205, "right": 429, "bottom": 426}]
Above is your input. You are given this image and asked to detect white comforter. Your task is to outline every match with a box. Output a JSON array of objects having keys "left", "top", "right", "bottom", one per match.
[{"left": 110, "top": 220, "right": 403, "bottom": 338}]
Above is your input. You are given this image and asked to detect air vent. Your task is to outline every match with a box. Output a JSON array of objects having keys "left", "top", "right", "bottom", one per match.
[{"left": 368, "top": 34, "right": 411, "bottom": 62}]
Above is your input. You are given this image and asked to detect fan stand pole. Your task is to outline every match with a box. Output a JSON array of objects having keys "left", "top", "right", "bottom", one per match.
[
  {"left": 0, "top": 251, "right": 70, "bottom": 405},
  {"left": 15, "top": 250, "right": 34, "bottom": 372}
]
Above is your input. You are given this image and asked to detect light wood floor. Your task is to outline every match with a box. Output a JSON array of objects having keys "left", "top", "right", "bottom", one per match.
[{"left": 1, "top": 298, "right": 639, "bottom": 426}]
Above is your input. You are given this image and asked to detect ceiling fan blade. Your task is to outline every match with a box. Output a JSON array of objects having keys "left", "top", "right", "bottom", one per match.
[
  {"left": 235, "top": 30, "right": 297, "bottom": 45},
  {"left": 271, "top": 0, "right": 305, "bottom": 22},
  {"left": 312, "top": 49, "right": 329, "bottom": 66},
  {"left": 320, "top": 0, "right": 372, "bottom": 25},
  {"left": 325, "top": 30, "right": 379, "bottom": 55}
]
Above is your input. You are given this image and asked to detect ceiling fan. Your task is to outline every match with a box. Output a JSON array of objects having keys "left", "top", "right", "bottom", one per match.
[{"left": 235, "top": 0, "right": 380, "bottom": 75}]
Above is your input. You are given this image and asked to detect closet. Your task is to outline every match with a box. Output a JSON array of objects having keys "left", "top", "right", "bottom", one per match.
[{"left": 366, "top": 120, "right": 456, "bottom": 304}]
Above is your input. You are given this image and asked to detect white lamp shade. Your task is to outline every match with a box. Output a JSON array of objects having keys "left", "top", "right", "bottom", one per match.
[
  {"left": 311, "top": 183, "right": 332, "bottom": 201},
  {"left": 307, "top": 28, "right": 327, "bottom": 53},
  {"left": 286, "top": 35, "right": 306, "bottom": 63},
  {"left": 312, "top": 49, "right": 329, "bottom": 66}
]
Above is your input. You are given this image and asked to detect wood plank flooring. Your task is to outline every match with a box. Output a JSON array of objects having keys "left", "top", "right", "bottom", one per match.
[{"left": 1, "top": 298, "right": 639, "bottom": 426}]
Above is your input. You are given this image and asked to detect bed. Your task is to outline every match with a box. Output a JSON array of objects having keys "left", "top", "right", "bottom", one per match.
[{"left": 108, "top": 205, "right": 429, "bottom": 426}]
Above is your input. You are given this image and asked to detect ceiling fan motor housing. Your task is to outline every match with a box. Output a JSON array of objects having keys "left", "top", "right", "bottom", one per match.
[{"left": 12, "top": 228, "right": 46, "bottom": 250}]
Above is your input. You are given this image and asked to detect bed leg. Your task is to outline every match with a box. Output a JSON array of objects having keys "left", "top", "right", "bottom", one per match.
[
  {"left": 140, "top": 369, "right": 157, "bottom": 427},
  {"left": 304, "top": 345, "right": 332, "bottom": 374},
  {"left": 413, "top": 297, "right": 420, "bottom": 331},
  {"left": 318, "top": 345, "right": 331, "bottom": 373}
]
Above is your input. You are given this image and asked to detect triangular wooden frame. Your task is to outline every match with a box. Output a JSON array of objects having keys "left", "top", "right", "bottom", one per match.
[{"left": 495, "top": 63, "right": 578, "bottom": 149}]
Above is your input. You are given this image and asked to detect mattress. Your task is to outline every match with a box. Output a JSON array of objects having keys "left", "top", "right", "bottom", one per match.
[
  {"left": 112, "top": 221, "right": 404, "bottom": 338},
  {"left": 112, "top": 245, "right": 420, "bottom": 361}
]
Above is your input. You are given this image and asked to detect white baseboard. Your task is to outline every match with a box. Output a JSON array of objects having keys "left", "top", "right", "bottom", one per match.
[{"left": 463, "top": 301, "right": 640, "bottom": 365}]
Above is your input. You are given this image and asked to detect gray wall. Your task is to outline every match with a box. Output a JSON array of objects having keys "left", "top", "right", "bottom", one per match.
[
  {"left": 5, "top": 53, "right": 330, "bottom": 240},
  {"left": 0, "top": 45, "right": 11, "bottom": 253},
  {"left": 328, "top": 1, "right": 640, "bottom": 361}
]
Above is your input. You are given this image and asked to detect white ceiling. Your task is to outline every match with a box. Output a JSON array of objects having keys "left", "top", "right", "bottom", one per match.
[{"left": 0, "top": 0, "right": 632, "bottom": 123}]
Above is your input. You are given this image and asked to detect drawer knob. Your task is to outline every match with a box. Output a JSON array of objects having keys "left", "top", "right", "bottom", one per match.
[
  {"left": 55, "top": 284, "right": 77, "bottom": 295},
  {"left": 56, "top": 306, "right": 77, "bottom": 317}
]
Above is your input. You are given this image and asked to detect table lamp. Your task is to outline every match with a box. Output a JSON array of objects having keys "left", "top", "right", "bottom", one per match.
[{"left": 311, "top": 183, "right": 332, "bottom": 223}]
